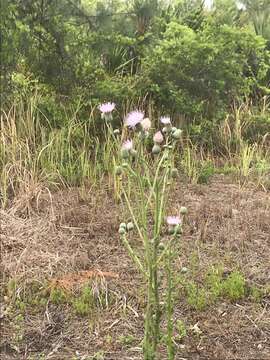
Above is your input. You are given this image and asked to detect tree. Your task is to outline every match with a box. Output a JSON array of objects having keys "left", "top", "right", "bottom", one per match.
[{"left": 239, "top": 0, "right": 270, "bottom": 40}]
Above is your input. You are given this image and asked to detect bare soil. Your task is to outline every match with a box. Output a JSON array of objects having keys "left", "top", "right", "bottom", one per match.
[{"left": 1, "top": 175, "right": 270, "bottom": 359}]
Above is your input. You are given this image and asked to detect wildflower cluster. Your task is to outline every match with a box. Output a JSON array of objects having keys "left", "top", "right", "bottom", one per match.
[{"left": 98, "top": 103, "right": 187, "bottom": 360}]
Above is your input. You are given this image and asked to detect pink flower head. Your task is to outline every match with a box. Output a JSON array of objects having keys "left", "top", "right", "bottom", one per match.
[
  {"left": 141, "top": 118, "right": 151, "bottom": 131},
  {"left": 153, "top": 131, "right": 164, "bottom": 144},
  {"left": 167, "top": 216, "right": 181, "bottom": 226},
  {"left": 125, "top": 110, "right": 144, "bottom": 128},
  {"left": 122, "top": 139, "right": 133, "bottom": 151},
  {"left": 160, "top": 116, "right": 171, "bottom": 125},
  {"left": 98, "top": 102, "right": 116, "bottom": 114}
]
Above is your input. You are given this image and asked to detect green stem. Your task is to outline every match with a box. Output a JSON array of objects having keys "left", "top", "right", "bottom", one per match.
[
  {"left": 166, "top": 244, "right": 175, "bottom": 360},
  {"left": 121, "top": 233, "right": 146, "bottom": 276}
]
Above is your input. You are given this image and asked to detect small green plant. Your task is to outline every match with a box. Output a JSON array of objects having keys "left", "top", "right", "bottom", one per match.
[
  {"left": 237, "top": 142, "right": 256, "bottom": 184},
  {"left": 91, "top": 351, "right": 105, "bottom": 360},
  {"left": 181, "top": 145, "right": 214, "bottom": 184},
  {"left": 118, "top": 334, "right": 136, "bottom": 346},
  {"left": 248, "top": 286, "right": 264, "bottom": 303},
  {"left": 222, "top": 271, "right": 246, "bottom": 301},
  {"left": 206, "top": 266, "right": 224, "bottom": 302},
  {"left": 181, "top": 145, "right": 200, "bottom": 184},
  {"left": 198, "top": 160, "right": 215, "bottom": 184},
  {"left": 72, "top": 286, "right": 94, "bottom": 316},
  {"left": 175, "top": 320, "right": 187, "bottom": 341},
  {"left": 186, "top": 282, "right": 207, "bottom": 310},
  {"left": 50, "top": 288, "right": 68, "bottom": 304}
]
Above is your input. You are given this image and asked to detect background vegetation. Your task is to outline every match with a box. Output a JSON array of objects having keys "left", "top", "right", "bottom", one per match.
[{"left": 1, "top": 0, "right": 270, "bottom": 205}]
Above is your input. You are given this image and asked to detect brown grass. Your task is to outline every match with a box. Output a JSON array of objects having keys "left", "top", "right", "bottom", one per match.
[{"left": 1, "top": 176, "right": 270, "bottom": 359}]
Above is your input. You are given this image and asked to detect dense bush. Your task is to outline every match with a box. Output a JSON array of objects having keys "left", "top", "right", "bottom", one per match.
[
  {"left": 1, "top": 0, "right": 270, "bottom": 141},
  {"left": 143, "top": 22, "right": 269, "bottom": 119}
]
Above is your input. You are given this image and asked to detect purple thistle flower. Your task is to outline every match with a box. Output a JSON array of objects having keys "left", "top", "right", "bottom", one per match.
[
  {"left": 160, "top": 116, "right": 171, "bottom": 125},
  {"left": 125, "top": 110, "right": 144, "bottom": 128},
  {"left": 98, "top": 102, "right": 116, "bottom": 114},
  {"left": 166, "top": 216, "right": 181, "bottom": 226},
  {"left": 122, "top": 139, "right": 133, "bottom": 151}
]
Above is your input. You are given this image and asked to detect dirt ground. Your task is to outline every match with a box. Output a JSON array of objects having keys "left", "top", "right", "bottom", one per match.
[{"left": 1, "top": 175, "right": 270, "bottom": 360}]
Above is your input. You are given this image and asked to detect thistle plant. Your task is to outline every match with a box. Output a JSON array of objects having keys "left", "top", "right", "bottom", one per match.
[{"left": 116, "top": 113, "right": 186, "bottom": 360}]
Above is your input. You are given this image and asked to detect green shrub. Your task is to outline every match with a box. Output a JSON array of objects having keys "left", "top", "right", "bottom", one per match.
[
  {"left": 186, "top": 282, "right": 207, "bottom": 310},
  {"left": 223, "top": 271, "right": 246, "bottom": 301},
  {"left": 143, "top": 22, "right": 269, "bottom": 118}
]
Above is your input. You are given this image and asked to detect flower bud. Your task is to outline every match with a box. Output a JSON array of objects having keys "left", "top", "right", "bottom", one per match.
[
  {"left": 118, "top": 227, "right": 126, "bottom": 235},
  {"left": 113, "top": 129, "right": 120, "bottom": 135},
  {"left": 121, "top": 148, "right": 129, "bottom": 159},
  {"left": 181, "top": 267, "right": 188, "bottom": 274},
  {"left": 119, "top": 222, "right": 127, "bottom": 229},
  {"left": 152, "top": 144, "right": 161, "bottom": 155},
  {"left": 180, "top": 206, "right": 187, "bottom": 215},
  {"left": 158, "top": 242, "right": 165, "bottom": 250},
  {"left": 115, "top": 166, "right": 122, "bottom": 176},
  {"left": 126, "top": 222, "right": 134, "bottom": 231},
  {"left": 172, "top": 129, "right": 182, "bottom": 140},
  {"left": 171, "top": 127, "right": 177, "bottom": 133},
  {"left": 162, "top": 127, "right": 168, "bottom": 134},
  {"left": 175, "top": 224, "right": 182, "bottom": 234},
  {"left": 153, "top": 131, "right": 164, "bottom": 144},
  {"left": 130, "top": 149, "right": 137, "bottom": 158},
  {"left": 103, "top": 113, "right": 113, "bottom": 121},
  {"left": 168, "top": 227, "right": 175, "bottom": 235},
  {"left": 171, "top": 168, "right": 178, "bottom": 178}
]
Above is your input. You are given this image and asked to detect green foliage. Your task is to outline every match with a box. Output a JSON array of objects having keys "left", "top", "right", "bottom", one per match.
[
  {"left": 143, "top": 21, "right": 269, "bottom": 118},
  {"left": 50, "top": 288, "right": 68, "bottom": 305},
  {"left": 180, "top": 146, "right": 215, "bottom": 184},
  {"left": 175, "top": 319, "right": 187, "bottom": 341},
  {"left": 118, "top": 334, "right": 136, "bottom": 346},
  {"left": 2, "top": 0, "right": 270, "bottom": 123},
  {"left": 72, "top": 285, "right": 94, "bottom": 316},
  {"left": 248, "top": 286, "right": 264, "bottom": 302},
  {"left": 206, "top": 266, "right": 224, "bottom": 301},
  {"left": 186, "top": 281, "right": 208, "bottom": 310},
  {"left": 223, "top": 271, "right": 246, "bottom": 301},
  {"left": 198, "top": 161, "right": 215, "bottom": 184},
  {"left": 180, "top": 266, "right": 259, "bottom": 310}
]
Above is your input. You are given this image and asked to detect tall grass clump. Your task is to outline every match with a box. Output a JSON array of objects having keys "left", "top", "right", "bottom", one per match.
[{"left": 0, "top": 90, "right": 102, "bottom": 208}]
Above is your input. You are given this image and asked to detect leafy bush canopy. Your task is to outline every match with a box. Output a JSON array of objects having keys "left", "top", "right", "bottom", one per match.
[{"left": 1, "top": 0, "right": 270, "bottom": 130}]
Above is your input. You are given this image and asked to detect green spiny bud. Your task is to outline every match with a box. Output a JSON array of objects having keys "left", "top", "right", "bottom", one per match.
[
  {"left": 158, "top": 242, "right": 165, "bottom": 250},
  {"left": 126, "top": 222, "right": 134, "bottom": 231},
  {"left": 180, "top": 206, "right": 187, "bottom": 215},
  {"left": 152, "top": 144, "right": 161, "bottom": 155},
  {"left": 115, "top": 166, "right": 122, "bottom": 176},
  {"left": 162, "top": 127, "right": 168, "bottom": 134},
  {"left": 172, "top": 129, "right": 182, "bottom": 140},
  {"left": 130, "top": 149, "right": 137, "bottom": 158},
  {"left": 119, "top": 222, "right": 127, "bottom": 229},
  {"left": 181, "top": 267, "right": 188, "bottom": 274},
  {"left": 175, "top": 224, "right": 182, "bottom": 234},
  {"left": 121, "top": 148, "right": 129, "bottom": 159},
  {"left": 118, "top": 227, "right": 126, "bottom": 235}
]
